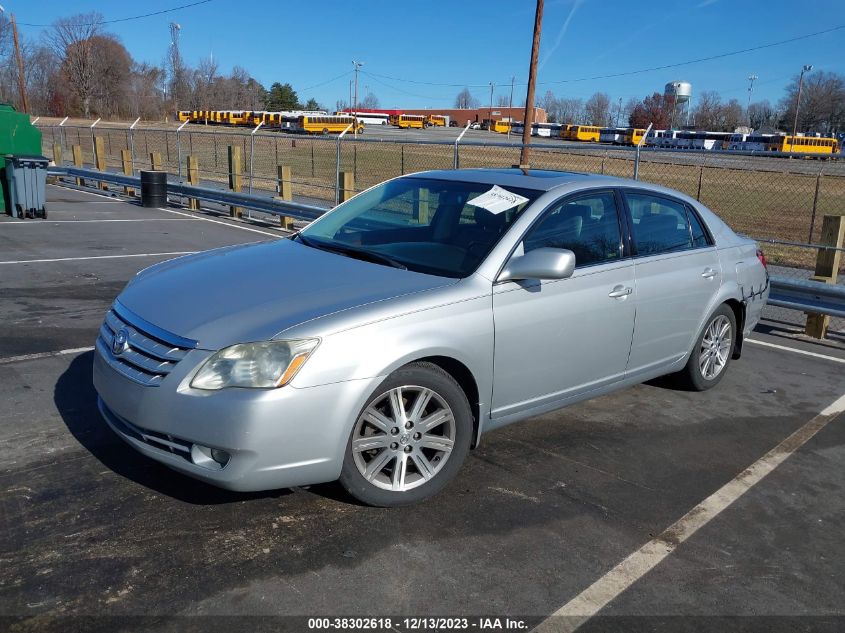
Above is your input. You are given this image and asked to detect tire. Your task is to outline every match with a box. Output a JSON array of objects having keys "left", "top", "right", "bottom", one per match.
[
  {"left": 339, "top": 362, "right": 472, "bottom": 507},
  {"left": 322, "top": 128, "right": 329, "bottom": 135},
  {"left": 676, "top": 304, "right": 736, "bottom": 391}
]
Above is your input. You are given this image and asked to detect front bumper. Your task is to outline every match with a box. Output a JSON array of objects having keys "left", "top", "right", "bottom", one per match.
[{"left": 93, "top": 344, "right": 382, "bottom": 492}]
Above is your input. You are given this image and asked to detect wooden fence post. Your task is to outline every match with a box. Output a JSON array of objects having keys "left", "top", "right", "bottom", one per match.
[
  {"left": 338, "top": 171, "right": 355, "bottom": 203},
  {"left": 149, "top": 152, "right": 162, "bottom": 171},
  {"left": 49, "top": 144, "right": 62, "bottom": 184},
  {"left": 805, "top": 214, "right": 845, "bottom": 339},
  {"left": 187, "top": 155, "right": 199, "bottom": 210},
  {"left": 228, "top": 145, "right": 242, "bottom": 218},
  {"left": 93, "top": 136, "right": 107, "bottom": 190},
  {"left": 121, "top": 149, "right": 135, "bottom": 196},
  {"left": 71, "top": 144, "right": 83, "bottom": 186},
  {"left": 276, "top": 165, "right": 293, "bottom": 230},
  {"left": 413, "top": 187, "right": 430, "bottom": 223}
]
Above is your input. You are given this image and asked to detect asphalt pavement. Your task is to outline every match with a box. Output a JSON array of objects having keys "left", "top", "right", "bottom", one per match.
[{"left": 1, "top": 185, "right": 843, "bottom": 633}]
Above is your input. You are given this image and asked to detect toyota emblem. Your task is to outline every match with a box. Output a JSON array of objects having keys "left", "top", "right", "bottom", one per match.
[{"left": 112, "top": 328, "right": 129, "bottom": 355}]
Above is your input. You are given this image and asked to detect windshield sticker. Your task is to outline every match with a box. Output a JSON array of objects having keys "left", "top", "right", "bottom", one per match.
[{"left": 467, "top": 185, "right": 530, "bottom": 215}]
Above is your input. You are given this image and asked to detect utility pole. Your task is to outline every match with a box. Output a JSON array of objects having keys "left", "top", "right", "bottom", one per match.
[
  {"left": 352, "top": 60, "right": 363, "bottom": 137},
  {"left": 520, "top": 0, "right": 544, "bottom": 166},
  {"left": 11, "top": 15, "right": 27, "bottom": 113},
  {"left": 792, "top": 64, "right": 813, "bottom": 144},
  {"left": 508, "top": 76, "right": 515, "bottom": 140},
  {"left": 746, "top": 74, "right": 757, "bottom": 126},
  {"left": 489, "top": 82, "right": 495, "bottom": 128},
  {"left": 0, "top": 7, "right": 28, "bottom": 113}
]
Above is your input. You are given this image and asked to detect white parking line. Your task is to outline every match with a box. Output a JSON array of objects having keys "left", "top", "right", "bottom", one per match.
[
  {"left": 156, "top": 207, "right": 283, "bottom": 237},
  {"left": 0, "top": 347, "right": 95, "bottom": 365},
  {"left": 534, "top": 392, "right": 845, "bottom": 633},
  {"left": 0, "top": 252, "right": 195, "bottom": 265},
  {"left": 2, "top": 218, "right": 198, "bottom": 224},
  {"left": 747, "top": 338, "right": 845, "bottom": 365},
  {"left": 48, "top": 182, "right": 285, "bottom": 239}
]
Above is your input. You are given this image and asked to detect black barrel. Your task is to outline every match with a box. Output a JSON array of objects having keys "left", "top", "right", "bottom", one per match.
[{"left": 140, "top": 170, "right": 167, "bottom": 208}]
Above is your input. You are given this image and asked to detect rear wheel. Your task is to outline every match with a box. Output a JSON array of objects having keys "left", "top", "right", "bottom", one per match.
[
  {"left": 676, "top": 304, "right": 736, "bottom": 391},
  {"left": 322, "top": 128, "right": 329, "bottom": 135},
  {"left": 339, "top": 362, "right": 472, "bottom": 507}
]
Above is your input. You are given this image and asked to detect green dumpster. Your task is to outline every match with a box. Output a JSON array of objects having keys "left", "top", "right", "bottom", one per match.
[{"left": 0, "top": 104, "right": 43, "bottom": 214}]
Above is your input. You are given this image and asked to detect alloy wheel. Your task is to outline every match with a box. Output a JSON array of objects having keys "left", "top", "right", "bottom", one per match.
[{"left": 351, "top": 385, "right": 456, "bottom": 492}]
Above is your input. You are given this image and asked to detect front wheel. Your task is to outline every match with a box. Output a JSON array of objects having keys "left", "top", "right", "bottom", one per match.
[
  {"left": 339, "top": 362, "right": 472, "bottom": 507},
  {"left": 676, "top": 304, "right": 736, "bottom": 391}
]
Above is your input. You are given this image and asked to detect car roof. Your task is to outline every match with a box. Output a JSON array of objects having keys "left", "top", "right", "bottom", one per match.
[{"left": 408, "top": 168, "right": 635, "bottom": 191}]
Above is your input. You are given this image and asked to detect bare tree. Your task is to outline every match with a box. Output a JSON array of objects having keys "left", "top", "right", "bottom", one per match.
[
  {"left": 49, "top": 12, "right": 102, "bottom": 117},
  {"left": 538, "top": 90, "right": 559, "bottom": 122},
  {"left": 748, "top": 100, "right": 779, "bottom": 131},
  {"left": 557, "top": 97, "right": 584, "bottom": 124},
  {"left": 454, "top": 87, "right": 479, "bottom": 109},
  {"left": 778, "top": 70, "right": 845, "bottom": 134},
  {"left": 692, "top": 91, "right": 722, "bottom": 130},
  {"left": 585, "top": 92, "right": 611, "bottom": 126},
  {"left": 360, "top": 92, "right": 379, "bottom": 109}
]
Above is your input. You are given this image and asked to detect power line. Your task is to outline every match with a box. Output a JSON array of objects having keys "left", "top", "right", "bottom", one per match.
[
  {"left": 298, "top": 70, "right": 354, "bottom": 93},
  {"left": 363, "top": 23, "right": 845, "bottom": 90},
  {"left": 361, "top": 71, "right": 453, "bottom": 103},
  {"left": 15, "top": 0, "right": 215, "bottom": 27}
]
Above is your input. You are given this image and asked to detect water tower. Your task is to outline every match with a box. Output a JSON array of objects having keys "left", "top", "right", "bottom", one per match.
[{"left": 664, "top": 81, "right": 692, "bottom": 128}]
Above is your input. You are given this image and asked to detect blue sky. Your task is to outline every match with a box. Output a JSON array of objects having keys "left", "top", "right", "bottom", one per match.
[{"left": 11, "top": 0, "right": 845, "bottom": 110}]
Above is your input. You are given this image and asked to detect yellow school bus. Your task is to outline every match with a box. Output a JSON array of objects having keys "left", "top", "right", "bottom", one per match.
[
  {"left": 390, "top": 114, "right": 427, "bottom": 129},
  {"left": 427, "top": 115, "right": 448, "bottom": 127},
  {"left": 295, "top": 115, "right": 363, "bottom": 134},
  {"left": 767, "top": 135, "right": 839, "bottom": 155},
  {"left": 177, "top": 110, "right": 192, "bottom": 122},
  {"left": 569, "top": 125, "right": 601, "bottom": 142},
  {"left": 558, "top": 124, "right": 574, "bottom": 139},
  {"left": 624, "top": 128, "right": 648, "bottom": 146},
  {"left": 490, "top": 120, "right": 512, "bottom": 134}
]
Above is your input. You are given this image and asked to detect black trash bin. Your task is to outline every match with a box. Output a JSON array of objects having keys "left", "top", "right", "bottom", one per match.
[{"left": 140, "top": 170, "right": 167, "bottom": 208}]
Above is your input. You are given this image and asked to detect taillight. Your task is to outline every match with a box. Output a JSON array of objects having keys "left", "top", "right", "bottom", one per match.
[{"left": 756, "top": 248, "right": 768, "bottom": 271}]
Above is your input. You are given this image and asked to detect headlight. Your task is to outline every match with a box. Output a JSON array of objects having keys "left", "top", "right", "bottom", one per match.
[{"left": 191, "top": 339, "right": 319, "bottom": 390}]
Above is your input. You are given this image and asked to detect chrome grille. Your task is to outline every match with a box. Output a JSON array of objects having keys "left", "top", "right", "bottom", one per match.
[{"left": 96, "top": 304, "right": 195, "bottom": 386}]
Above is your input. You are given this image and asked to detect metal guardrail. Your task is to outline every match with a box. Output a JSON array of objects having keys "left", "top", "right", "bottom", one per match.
[
  {"left": 49, "top": 166, "right": 327, "bottom": 223},
  {"left": 47, "top": 166, "right": 845, "bottom": 321},
  {"left": 769, "top": 276, "right": 845, "bottom": 319}
]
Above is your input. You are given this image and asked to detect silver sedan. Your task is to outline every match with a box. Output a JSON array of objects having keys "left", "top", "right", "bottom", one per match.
[{"left": 93, "top": 169, "right": 769, "bottom": 506}]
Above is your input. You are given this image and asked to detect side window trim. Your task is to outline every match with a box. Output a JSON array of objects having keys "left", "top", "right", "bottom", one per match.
[{"left": 683, "top": 202, "right": 715, "bottom": 248}]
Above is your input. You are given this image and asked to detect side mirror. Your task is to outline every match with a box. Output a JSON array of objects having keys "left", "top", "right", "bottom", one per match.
[{"left": 498, "top": 247, "right": 576, "bottom": 282}]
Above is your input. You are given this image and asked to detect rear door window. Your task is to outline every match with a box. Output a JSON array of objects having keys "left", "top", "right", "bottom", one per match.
[{"left": 624, "top": 192, "right": 693, "bottom": 255}]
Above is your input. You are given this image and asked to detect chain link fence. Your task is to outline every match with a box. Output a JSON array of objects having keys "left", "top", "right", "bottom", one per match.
[{"left": 38, "top": 123, "right": 845, "bottom": 335}]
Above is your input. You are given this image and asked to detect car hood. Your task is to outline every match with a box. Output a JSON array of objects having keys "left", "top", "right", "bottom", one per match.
[{"left": 117, "top": 239, "right": 456, "bottom": 349}]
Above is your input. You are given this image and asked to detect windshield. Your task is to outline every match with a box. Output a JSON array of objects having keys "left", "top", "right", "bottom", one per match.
[{"left": 298, "top": 177, "right": 541, "bottom": 278}]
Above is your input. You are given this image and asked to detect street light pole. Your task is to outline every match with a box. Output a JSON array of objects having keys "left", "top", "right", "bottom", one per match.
[
  {"left": 352, "top": 61, "right": 363, "bottom": 137},
  {"left": 746, "top": 74, "right": 757, "bottom": 124},
  {"left": 507, "top": 76, "right": 515, "bottom": 140},
  {"left": 489, "top": 82, "right": 495, "bottom": 128},
  {"left": 792, "top": 64, "right": 813, "bottom": 144}
]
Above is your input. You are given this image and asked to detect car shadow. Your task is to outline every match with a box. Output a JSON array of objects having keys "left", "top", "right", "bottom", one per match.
[{"left": 54, "top": 351, "right": 294, "bottom": 505}]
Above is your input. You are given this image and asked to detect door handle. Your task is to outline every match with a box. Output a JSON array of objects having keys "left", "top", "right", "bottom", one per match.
[
  {"left": 701, "top": 268, "right": 718, "bottom": 279},
  {"left": 608, "top": 285, "right": 633, "bottom": 298}
]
